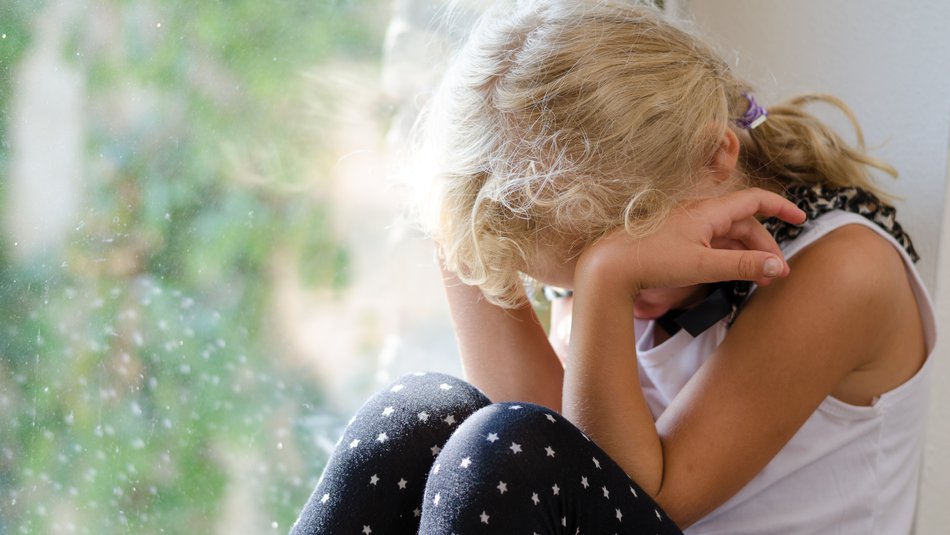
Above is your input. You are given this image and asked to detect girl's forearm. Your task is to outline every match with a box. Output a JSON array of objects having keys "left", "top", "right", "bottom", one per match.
[
  {"left": 562, "top": 260, "right": 664, "bottom": 496},
  {"left": 440, "top": 265, "right": 564, "bottom": 411}
]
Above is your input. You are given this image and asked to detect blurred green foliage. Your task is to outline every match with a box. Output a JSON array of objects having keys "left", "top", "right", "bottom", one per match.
[
  {"left": 0, "top": 0, "right": 387, "bottom": 533},
  {"left": 0, "top": 1, "right": 37, "bottom": 209}
]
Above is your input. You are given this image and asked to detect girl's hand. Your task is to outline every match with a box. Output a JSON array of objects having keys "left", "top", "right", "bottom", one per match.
[{"left": 575, "top": 188, "right": 807, "bottom": 295}]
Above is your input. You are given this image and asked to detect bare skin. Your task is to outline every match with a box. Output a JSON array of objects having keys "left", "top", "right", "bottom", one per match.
[
  {"left": 439, "top": 132, "right": 927, "bottom": 528},
  {"left": 563, "top": 199, "right": 925, "bottom": 527},
  {"left": 440, "top": 267, "right": 564, "bottom": 411}
]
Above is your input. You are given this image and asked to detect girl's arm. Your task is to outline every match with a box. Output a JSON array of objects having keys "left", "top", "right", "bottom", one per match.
[
  {"left": 441, "top": 265, "right": 564, "bottom": 411},
  {"left": 651, "top": 225, "right": 915, "bottom": 526},
  {"left": 563, "top": 188, "right": 900, "bottom": 527}
]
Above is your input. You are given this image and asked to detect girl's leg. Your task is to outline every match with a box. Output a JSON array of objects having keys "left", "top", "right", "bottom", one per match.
[
  {"left": 419, "top": 402, "right": 684, "bottom": 535},
  {"left": 290, "top": 372, "right": 491, "bottom": 535}
]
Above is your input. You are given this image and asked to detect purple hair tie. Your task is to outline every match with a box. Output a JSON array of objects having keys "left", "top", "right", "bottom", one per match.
[{"left": 736, "top": 92, "right": 768, "bottom": 129}]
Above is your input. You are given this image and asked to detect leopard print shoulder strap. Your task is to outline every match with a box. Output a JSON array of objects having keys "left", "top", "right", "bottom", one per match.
[{"left": 728, "top": 183, "right": 919, "bottom": 318}]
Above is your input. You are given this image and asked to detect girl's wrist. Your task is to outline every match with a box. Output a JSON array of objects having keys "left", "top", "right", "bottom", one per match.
[{"left": 574, "top": 245, "right": 643, "bottom": 301}]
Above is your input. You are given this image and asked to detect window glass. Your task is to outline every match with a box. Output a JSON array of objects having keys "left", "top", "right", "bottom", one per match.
[{"left": 0, "top": 1, "right": 463, "bottom": 532}]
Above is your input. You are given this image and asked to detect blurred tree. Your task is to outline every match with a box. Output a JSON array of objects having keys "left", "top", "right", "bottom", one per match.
[{"left": 0, "top": 0, "right": 388, "bottom": 533}]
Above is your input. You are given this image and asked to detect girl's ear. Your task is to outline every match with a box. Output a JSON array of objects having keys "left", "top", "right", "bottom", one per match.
[{"left": 710, "top": 128, "right": 741, "bottom": 183}]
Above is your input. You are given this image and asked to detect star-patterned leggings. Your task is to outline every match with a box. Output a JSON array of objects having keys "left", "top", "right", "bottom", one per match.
[{"left": 291, "top": 372, "right": 683, "bottom": 535}]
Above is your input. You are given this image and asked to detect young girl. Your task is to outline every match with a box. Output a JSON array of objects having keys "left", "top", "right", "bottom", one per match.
[{"left": 291, "top": 1, "right": 936, "bottom": 533}]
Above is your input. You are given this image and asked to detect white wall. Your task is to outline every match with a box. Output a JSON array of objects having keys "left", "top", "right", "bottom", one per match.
[
  {"left": 678, "top": 1, "right": 950, "bottom": 532},
  {"left": 922, "top": 150, "right": 950, "bottom": 534},
  {"left": 683, "top": 0, "right": 950, "bottom": 289}
]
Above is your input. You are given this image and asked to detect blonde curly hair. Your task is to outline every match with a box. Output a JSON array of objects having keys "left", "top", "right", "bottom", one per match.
[{"left": 415, "top": 0, "right": 896, "bottom": 308}]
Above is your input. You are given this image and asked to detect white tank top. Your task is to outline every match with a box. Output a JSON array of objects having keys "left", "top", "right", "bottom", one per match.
[{"left": 634, "top": 210, "right": 938, "bottom": 535}]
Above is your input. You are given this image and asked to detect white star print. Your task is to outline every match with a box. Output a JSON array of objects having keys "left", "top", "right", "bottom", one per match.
[
  {"left": 545, "top": 413, "right": 557, "bottom": 423},
  {"left": 497, "top": 481, "right": 507, "bottom": 494},
  {"left": 486, "top": 432, "right": 499, "bottom": 443},
  {"left": 369, "top": 474, "right": 379, "bottom": 486},
  {"left": 509, "top": 442, "right": 522, "bottom": 454},
  {"left": 552, "top": 483, "right": 560, "bottom": 495},
  {"left": 430, "top": 445, "right": 441, "bottom": 456},
  {"left": 531, "top": 492, "right": 540, "bottom": 505},
  {"left": 362, "top": 525, "right": 372, "bottom": 534},
  {"left": 545, "top": 446, "right": 556, "bottom": 457},
  {"left": 418, "top": 411, "right": 429, "bottom": 422},
  {"left": 480, "top": 511, "right": 490, "bottom": 524},
  {"left": 349, "top": 439, "right": 360, "bottom": 449},
  {"left": 377, "top": 432, "right": 388, "bottom": 443},
  {"left": 433, "top": 493, "right": 441, "bottom": 506},
  {"left": 390, "top": 384, "right": 404, "bottom": 392},
  {"left": 630, "top": 486, "right": 638, "bottom": 497},
  {"left": 439, "top": 383, "right": 453, "bottom": 391},
  {"left": 592, "top": 456, "right": 602, "bottom": 469},
  {"left": 616, "top": 508, "right": 623, "bottom": 522},
  {"left": 562, "top": 516, "right": 567, "bottom": 527},
  {"left": 581, "top": 476, "right": 589, "bottom": 489},
  {"left": 382, "top": 406, "right": 394, "bottom": 416},
  {"left": 509, "top": 405, "right": 523, "bottom": 410},
  {"left": 602, "top": 486, "right": 610, "bottom": 499},
  {"left": 397, "top": 478, "right": 407, "bottom": 490},
  {"left": 444, "top": 414, "right": 456, "bottom": 425},
  {"left": 320, "top": 493, "right": 329, "bottom": 504},
  {"left": 460, "top": 457, "right": 472, "bottom": 468},
  {"left": 413, "top": 507, "right": 421, "bottom": 517}
]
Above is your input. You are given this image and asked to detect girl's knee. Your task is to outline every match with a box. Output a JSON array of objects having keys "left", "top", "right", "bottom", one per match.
[
  {"left": 452, "top": 402, "right": 574, "bottom": 444},
  {"left": 432, "top": 402, "right": 577, "bottom": 473},
  {"left": 352, "top": 372, "right": 491, "bottom": 427},
  {"left": 295, "top": 374, "right": 491, "bottom": 534},
  {"left": 332, "top": 372, "right": 492, "bottom": 461},
  {"left": 421, "top": 403, "right": 585, "bottom": 532}
]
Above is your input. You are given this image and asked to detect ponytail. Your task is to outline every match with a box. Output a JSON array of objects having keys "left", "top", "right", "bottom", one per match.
[{"left": 738, "top": 94, "right": 897, "bottom": 200}]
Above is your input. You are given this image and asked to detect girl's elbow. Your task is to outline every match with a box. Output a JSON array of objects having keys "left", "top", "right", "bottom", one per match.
[{"left": 653, "top": 486, "right": 708, "bottom": 530}]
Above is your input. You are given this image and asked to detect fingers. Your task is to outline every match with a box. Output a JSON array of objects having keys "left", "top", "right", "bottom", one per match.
[
  {"left": 695, "top": 248, "right": 787, "bottom": 286},
  {"left": 721, "top": 217, "right": 783, "bottom": 258},
  {"left": 696, "top": 189, "right": 800, "bottom": 281},
  {"left": 705, "top": 188, "right": 806, "bottom": 229}
]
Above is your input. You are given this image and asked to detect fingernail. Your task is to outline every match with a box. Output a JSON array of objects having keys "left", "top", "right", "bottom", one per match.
[{"left": 764, "top": 257, "right": 783, "bottom": 277}]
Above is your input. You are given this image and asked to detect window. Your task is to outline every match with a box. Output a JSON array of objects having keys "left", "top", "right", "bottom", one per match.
[{"left": 0, "top": 1, "right": 461, "bottom": 532}]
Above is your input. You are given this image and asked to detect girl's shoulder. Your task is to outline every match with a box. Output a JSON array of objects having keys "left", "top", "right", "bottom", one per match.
[{"left": 750, "top": 214, "right": 930, "bottom": 405}]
